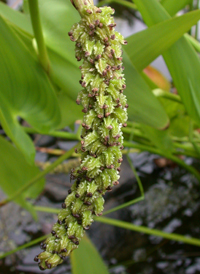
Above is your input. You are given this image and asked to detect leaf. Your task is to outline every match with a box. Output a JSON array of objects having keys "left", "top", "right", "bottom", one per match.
[
  {"left": 133, "top": 0, "right": 200, "bottom": 127},
  {"left": 0, "top": 15, "right": 60, "bottom": 163},
  {"left": 70, "top": 234, "right": 109, "bottom": 274},
  {"left": 0, "top": 3, "right": 82, "bottom": 129},
  {"left": 170, "top": 115, "right": 190, "bottom": 138},
  {"left": 153, "top": 89, "right": 189, "bottom": 138},
  {"left": 56, "top": 90, "right": 83, "bottom": 129},
  {"left": 160, "top": 0, "right": 193, "bottom": 16},
  {"left": 126, "top": 9, "right": 200, "bottom": 71},
  {"left": 153, "top": 89, "right": 186, "bottom": 120},
  {"left": 0, "top": 1, "right": 32, "bottom": 34},
  {"left": 49, "top": 48, "right": 80, "bottom": 102},
  {"left": 139, "top": 124, "right": 174, "bottom": 153},
  {"left": 123, "top": 51, "right": 169, "bottom": 129},
  {"left": 0, "top": 136, "right": 45, "bottom": 219}
]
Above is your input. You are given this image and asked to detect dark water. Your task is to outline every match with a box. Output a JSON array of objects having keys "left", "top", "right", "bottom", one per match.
[{"left": 1, "top": 141, "right": 200, "bottom": 274}]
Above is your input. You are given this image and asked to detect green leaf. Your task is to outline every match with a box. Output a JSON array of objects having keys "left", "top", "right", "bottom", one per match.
[
  {"left": 0, "top": 2, "right": 32, "bottom": 34},
  {"left": 0, "top": 15, "right": 60, "bottom": 163},
  {"left": 0, "top": 136, "right": 45, "bottom": 219},
  {"left": 123, "top": 51, "right": 169, "bottom": 129},
  {"left": 160, "top": 0, "right": 193, "bottom": 16},
  {"left": 170, "top": 115, "right": 190, "bottom": 138},
  {"left": 56, "top": 90, "right": 83, "bottom": 129},
  {"left": 126, "top": 9, "right": 200, "bottom": 71},
  {"left": 49, "top": 48, "right": 80, "bottom": 102},
  {"left": 140, "top": 124, "right": 174, "bottom": 153},
  {"left": 0, "top": 3, "right": 82, "bottom": 129},
  {"left": 152, "top": 89, "right": 189, "bottom": 137},
  {"left": 133, "top": 0, "right": 200, "bottom": 127},
  {"left": 70, "top": 234, "right": 109, "bottom": 274}
]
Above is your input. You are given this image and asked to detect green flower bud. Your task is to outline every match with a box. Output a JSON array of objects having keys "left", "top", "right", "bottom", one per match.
[{"left": 36, "top": 2, "right": 127, "bottom": 269}]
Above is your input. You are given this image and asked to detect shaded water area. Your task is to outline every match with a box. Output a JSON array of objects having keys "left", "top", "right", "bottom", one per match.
[{"left": 0, "top": 136, "right": 200, "bottom": 274}]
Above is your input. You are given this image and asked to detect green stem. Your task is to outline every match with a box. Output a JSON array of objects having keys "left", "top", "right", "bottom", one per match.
[
  {"left": 0, "top": 234, "right": 50, "bottom": 260},
  {"left": 0, "top": 143, "right": 79, "bottom": 207},
  {"left": 123, "top": 141, "right": 200, "bottom": 182},
  {"left": 23, "top": 126, "right": 79, "bottom": 140},
  {"left": 152, "top": 89, "right": 182, "bottom": 104},
  {"left": 28, "top": 0, "right": 50, "bottom": 74},
  {"left": 126, "top": 154, "right": 144, "bottom": 197},
  {"left": 34, "top": 206, "right": 59, "bottom": 214},
  {"left": 185, "top": 33, "right": 200, "bottom": 52},
  {"left": 189, "top": 119, "right": 200, "bottom": 156},
  {"left": 32, "top": 207, "right": 200, "bottom": 247},
  {"left": 174, "top": 142, "right": 200, "bottom": 158},
  {"left": 103, "top": 196, "right": 144, "bottom": 215},
  {"left": 96, "top": 217, "right": 200, "bottom": 247}
]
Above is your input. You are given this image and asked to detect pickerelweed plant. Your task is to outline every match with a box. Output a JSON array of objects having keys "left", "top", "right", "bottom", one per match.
[{"left": 35, "top": 0, "right": 128, "bottom": 269}]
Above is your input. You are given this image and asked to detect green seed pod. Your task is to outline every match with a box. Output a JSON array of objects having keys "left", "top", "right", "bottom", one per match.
[{"left": 36, "top": 1, "right": 127, "bottom": 269}]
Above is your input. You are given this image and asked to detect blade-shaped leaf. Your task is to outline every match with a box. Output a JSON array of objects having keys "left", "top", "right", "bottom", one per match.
[
  {"left": 0, "top": 136, "right": 45, "bottom": 219},
  {"left": 70, "top": 234, "right": 109, "bottom": 274},
  {"left": 56, "top": 90, "right": 83, "bottom": 129},
  {"left": 160, "top": 0, "right": 193, "bottom": 16},
  {"left": 139, "top": 124, "right": 174, "bottom": 153},
  {"left": 0, "top": 1, "right": 32, "bottom": 34},
  {"left": 0, "top": 3, "right": 84, "bottom": 129},
  {"left": 0, "top": 15, "right": 60, "bottom": 163},
  {"left": 126, "top": 9, "right": 200, "bottom": 71},
  {"left": 133, "top": 0, "right": 200, "bottom": 127},
  {"left": 123, "top": 51, "right": 169, "bottom": 129}
]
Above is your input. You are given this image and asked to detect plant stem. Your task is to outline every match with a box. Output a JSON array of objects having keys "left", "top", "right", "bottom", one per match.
[
  {"left": 152, "top": 89, "right": 182, "bottom": 104},
  {"left": 28, "top": 0, "right": 50, "bottom": 74},
  {"left": 0, "top": 234, "right": 50, "bottom": 260},
  {"left": 23, "top": 126, "right": 79, "bottom": 140},
  {"left": 34, "top": 206, "right": 60, "bottom": 214},
  {"left": 185, "top": 33, "right": 200, "bottom": 52},
  {"left": 103, "top": 196, "right": 144, "bottom": 215},
  {"left": 0, "top": 143, "right": 79, "bottom": 207},
  {"left": 32, "top": 207, "right": 200, "bottom": 247},
  {"left": 123, "top": 141, "right": 200, "bottom": 182},
  {"left": 189, "top": 119, "right": 200, "bottom": 156},
  {"left": 96, "top": 217, "right": 200, "bottom": 247}
]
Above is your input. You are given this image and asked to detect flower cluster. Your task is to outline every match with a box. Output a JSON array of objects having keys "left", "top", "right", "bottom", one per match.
[{"left": 35, "top": 4, "right": 127, "bottom": 270}]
